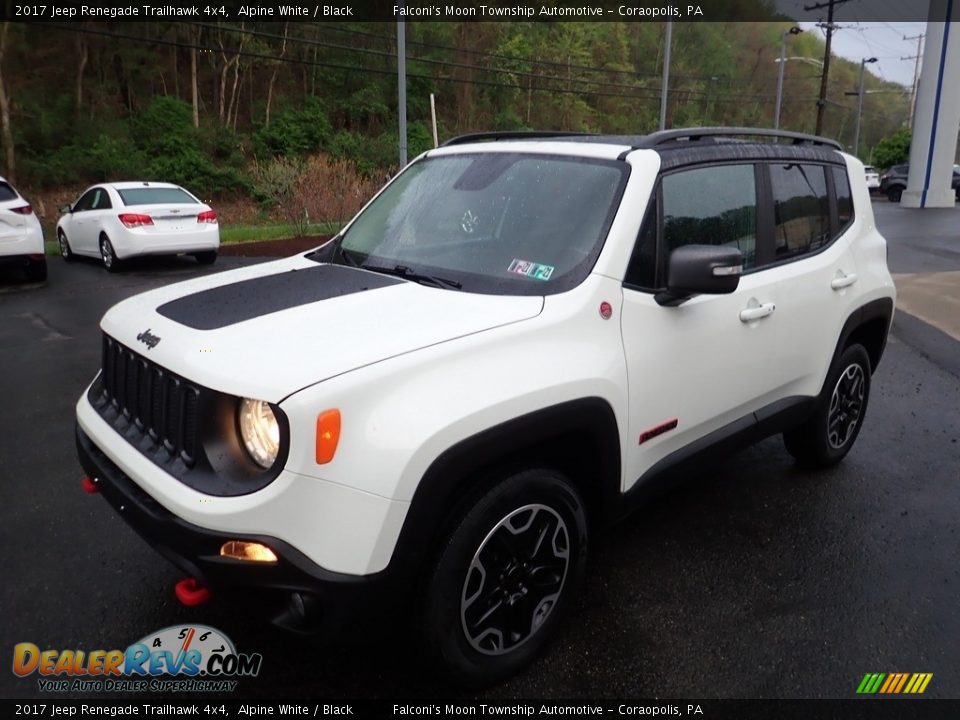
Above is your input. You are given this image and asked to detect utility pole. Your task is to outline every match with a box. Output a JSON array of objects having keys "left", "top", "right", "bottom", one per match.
[
  {"left": 659, "top": 21, "right": 672, "bottom": 131},
  {"left": 902, "top": 33, "right": 924, "bottom": 128},
  {"left": 775, "top": 26, "right": 803, "bottom": 129},
  {"left": 804, "top": 0, "right": 851, "bottom": 136},
  {"left": 852, "top": 57, "right": 877, "bottom": 158}
]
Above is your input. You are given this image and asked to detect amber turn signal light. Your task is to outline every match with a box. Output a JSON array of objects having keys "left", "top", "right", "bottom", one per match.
[{"left": 315, "top": 409, "right": 341, "bottom": 464}]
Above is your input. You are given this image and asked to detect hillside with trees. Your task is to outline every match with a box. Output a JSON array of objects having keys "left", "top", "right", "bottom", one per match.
[{"left": 0, "top": 18, "right": 911, "bottom": 229}]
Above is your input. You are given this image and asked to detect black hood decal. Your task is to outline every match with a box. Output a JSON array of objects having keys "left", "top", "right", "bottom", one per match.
[{"left": 156, "top": 264, "right": 403, "bottom": 330}]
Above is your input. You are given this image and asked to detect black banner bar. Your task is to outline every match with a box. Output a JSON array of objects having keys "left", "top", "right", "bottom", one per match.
[
  {"left": 3, "top": 699, "right": 960, "bottom": 720},
  {"left": 0, "top": 0, "right": 946, "bottom": 23}
]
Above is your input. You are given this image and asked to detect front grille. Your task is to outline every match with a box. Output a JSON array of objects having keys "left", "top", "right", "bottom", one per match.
[{"left": 99, "top": 334, "right": 200, "bottom": 466}]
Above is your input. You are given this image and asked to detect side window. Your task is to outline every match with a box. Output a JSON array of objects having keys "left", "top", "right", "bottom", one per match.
[
  {"left": 770, "top": 164, "right": 830, "bottom": 260},
  {"left": 90, "top": 188, "right": 112, "bottom": 210},
  {"left": 72, "top": 190, "right": 96, "bottom": 212},
  {"left": 624, "top": 193, "right": 658, "bottom": 289},
  {"left": 833, "top": 167, "right": 854, "bottom": 232},
  {"left": 661, "top": 164, "right": 758, "bottom": 271}
]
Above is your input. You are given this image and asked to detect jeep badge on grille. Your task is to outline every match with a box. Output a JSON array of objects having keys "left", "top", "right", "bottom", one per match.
[{"left": 136, "top": 329, "right": 161, "bottom": 350}]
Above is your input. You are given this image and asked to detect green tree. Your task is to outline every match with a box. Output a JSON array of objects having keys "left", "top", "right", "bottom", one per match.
[{"left": 873, "top": 128, "right": 911, "bottom": 170}]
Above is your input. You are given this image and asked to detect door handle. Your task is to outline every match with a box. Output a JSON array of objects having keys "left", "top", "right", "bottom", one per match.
[
  {"left": 739, "top": 302, "right": 776, "bottom": 323},
  {"left": 831, "top": 272, "right": 858, "bottom": 290}
]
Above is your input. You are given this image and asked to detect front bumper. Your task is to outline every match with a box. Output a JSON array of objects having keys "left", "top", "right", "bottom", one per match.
[{"left": 76, "top": 424, "right": 405, "bottom": 633}]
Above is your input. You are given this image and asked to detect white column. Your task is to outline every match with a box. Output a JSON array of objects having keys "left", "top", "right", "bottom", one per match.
[{"left": 902, "top": 0, "right": 960, "bottom": 208}]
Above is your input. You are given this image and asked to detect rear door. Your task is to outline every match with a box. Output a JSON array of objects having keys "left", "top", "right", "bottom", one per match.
[
  {"left": 65, "top": 189, "right": 97, "bottom": 253},
  {"left": 84, "top": 187, "right": 114, "bottom": 251},
  {"left": 760, "top": 162, "right": 860, "bottom": 400}
]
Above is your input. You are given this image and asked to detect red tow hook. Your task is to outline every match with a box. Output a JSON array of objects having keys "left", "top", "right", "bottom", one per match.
[
  {"left": 175, "top": 577, "right": 212, "bottom": 607},
  {"left": 81, "top": 476, "right": 99, "bottom": 494}
]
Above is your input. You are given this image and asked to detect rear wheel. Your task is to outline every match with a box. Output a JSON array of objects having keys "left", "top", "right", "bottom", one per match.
[
  {"left": 887, "top": 186, "right": 903, "bottom": 203},
  {"left": 25, "top": 257, "right": 47, "bottom": 282},
  {"left": 100, "top": 235, "right": 121, "bottom": 273},
  {"left": 423, "top": 468, "right": 588, "bottom": 687},
  {"left": 784, "top": 343, "right": 872, "bottom": 468},
  {"left": 193, "top": 251, "right": 217, "bottom": 265},
  {"left": 58, "top": 230, "right": 75, "bottom": 262}
]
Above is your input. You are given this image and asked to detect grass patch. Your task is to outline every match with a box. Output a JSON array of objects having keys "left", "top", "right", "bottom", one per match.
[{"left": 220, "top": 222, "right": 340, "bottom": 244}]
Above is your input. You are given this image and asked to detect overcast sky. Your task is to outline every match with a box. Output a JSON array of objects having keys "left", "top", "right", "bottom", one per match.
[{"left": 798, "top": 21, "right": 930, "bottom": 88}]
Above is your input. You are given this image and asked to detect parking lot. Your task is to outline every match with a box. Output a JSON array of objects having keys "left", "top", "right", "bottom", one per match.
[{"left": 2, "top": 203, "right": 958, "bottom": 699}]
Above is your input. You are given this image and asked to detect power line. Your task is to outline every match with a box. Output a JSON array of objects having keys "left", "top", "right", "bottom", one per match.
[{"left": 46, "top": 23, "right": 807, "bottom": 107}]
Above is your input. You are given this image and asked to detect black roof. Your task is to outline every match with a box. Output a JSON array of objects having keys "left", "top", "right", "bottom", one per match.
[{"left": 442, "top": 127, "right": 843, "bottom": 153}]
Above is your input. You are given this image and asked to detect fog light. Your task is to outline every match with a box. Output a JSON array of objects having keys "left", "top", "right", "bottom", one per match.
[{"left": 220, "top": 541, "right": 278, "bottom": 563}]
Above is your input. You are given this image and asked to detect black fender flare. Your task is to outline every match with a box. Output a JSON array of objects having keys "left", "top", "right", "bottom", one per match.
[{"left": 386, "top": 397, "right": 622, "bottom": 595}]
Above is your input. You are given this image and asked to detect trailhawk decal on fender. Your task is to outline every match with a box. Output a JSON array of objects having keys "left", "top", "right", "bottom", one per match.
[{"left": 156, "top": 264, "right": 403, "bottom": 330}]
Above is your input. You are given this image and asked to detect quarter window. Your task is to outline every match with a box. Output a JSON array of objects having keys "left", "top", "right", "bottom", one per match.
[
  {"left": 770, "top": 164, "right": 830, "bottom": 260},
  {"left": 661, "top": 164, "right": 758, "bottom": 270},
  {"left": 625, "top": 195, "right": 658, "bottom": 289},
  {"left": 834, "top": 167, "right": 854, "bottom": 231}
]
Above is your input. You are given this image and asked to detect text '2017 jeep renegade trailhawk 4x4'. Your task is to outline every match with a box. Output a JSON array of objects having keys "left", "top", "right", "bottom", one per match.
[{"left": 76, "top": 128, "right": 895, "bottom": 685}]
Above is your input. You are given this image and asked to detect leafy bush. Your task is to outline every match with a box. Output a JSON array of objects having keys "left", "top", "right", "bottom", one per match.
[
  {"left": 252, "top": 97, "right": 332, "bottom": 159},
  {"left": 873, "top": 128, "right": 911, "bottom": 170}
]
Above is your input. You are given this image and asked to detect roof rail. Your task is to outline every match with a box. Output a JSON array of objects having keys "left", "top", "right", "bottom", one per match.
[
  {"left": 641, "top": 126, "right": 842, "bottom": 151},
  {"left": 441, "top": 130, "right": 592, "bottom": 147}
]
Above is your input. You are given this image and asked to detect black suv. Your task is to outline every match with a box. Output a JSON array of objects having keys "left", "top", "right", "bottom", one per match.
[{"left": 880, "top": 164, "right": 960, "bottom": 202}]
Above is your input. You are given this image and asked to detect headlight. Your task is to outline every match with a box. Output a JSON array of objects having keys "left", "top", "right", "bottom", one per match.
[{"left": 238, "top": 398, "right": 280, "bottom": 469}]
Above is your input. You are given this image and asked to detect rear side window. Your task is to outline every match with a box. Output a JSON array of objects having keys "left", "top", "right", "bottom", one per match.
[
  {"left": 834, "top": 167, "right": 854, "bottom": 231},
  {"left": 770, "top": 164, "right": 830, "bottom": 260},
  {"left": 118, "top": 188, "right": 198, "bottom": 206},
  {"left": 91, "top": 188, "right": 112, "bottom": 210},
  {"left": 661, "top": 164, "right": 758, "bottom": 270},
  {"left": 0, "top": 181, "right": 18, "bottom": 202}
]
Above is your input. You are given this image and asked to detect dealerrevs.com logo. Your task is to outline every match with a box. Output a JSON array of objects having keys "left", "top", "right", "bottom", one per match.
[{"left": 13, "top": 625, "right": 262, "bottom": 693}]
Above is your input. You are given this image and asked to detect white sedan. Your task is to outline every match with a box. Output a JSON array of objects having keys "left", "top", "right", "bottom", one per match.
[
  {"left": 57, "top": 182, "right": 219, "bottom": 272},
  {"left": 864, "top": 165, "right": 881, "bottom": 191},
  {"left": 0, "top": 176, "right": 46, "bottom": 282}
]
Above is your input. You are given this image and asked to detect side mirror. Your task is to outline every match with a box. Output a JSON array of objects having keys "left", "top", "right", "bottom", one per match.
[
  {"left": 655, "top": 244, "right": 743, "bottom": 307},
  {"left": 58, "top": 204, "right": 72, "bottom": 214}
]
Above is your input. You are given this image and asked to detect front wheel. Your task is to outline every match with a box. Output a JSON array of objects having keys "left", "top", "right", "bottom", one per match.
[
  {"left": 423, "top": 469, "right": 588, "bottom": 687},
  {"left": 784, "top": 343, "right": 872, "bottom": 468},
  {"left": 58, "top": 230, "right": 75, "bottom": 262}
]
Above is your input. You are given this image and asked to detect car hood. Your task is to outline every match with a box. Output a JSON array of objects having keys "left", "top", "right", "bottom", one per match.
[{"left": 100, "top": 256, "right": 544, "bottom": 402}]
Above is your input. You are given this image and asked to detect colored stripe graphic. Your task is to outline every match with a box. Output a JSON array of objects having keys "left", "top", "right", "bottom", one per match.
[{"left": 857, "top": 673, "right": 933, "bottom": 694}]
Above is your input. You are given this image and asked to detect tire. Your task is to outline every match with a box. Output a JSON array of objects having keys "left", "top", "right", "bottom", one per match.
[
  {"left": 193, "top": 251, "right": 218, "bottom": 265},
  {"left": 25, "top": 257, "right": 47, "bottom": 282},
  {"left": 422, "top": 468, "right": 588, "bottom": 687},
  {"left": 783, "top": 343, "right": 872, "bottom": 469},
  {"left": 99, "top": 235, "right": 121, "bottom": 273},
  {"left": 887, "top": 186, "right": 903, "bottom": 203},
  {"left": 58, "top": 230, "right": 75, "bottom": 262}
]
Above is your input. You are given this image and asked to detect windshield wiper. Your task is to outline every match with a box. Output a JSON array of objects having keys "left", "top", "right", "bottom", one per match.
[{"left": 361, "top": 263, "right": 463, "bottom": 290}]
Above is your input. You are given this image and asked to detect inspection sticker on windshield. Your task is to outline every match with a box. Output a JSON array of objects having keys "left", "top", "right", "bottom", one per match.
[{"left": 508, "top": 259, "right": 555, "bottom": 281}]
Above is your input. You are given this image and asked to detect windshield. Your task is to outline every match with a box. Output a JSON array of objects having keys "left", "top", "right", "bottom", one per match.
[
  {"left": 118, "top": 187, "right": 199, "bottom": 206},
  {"left": 337, "top": 153, "right": 628, "bottom": 295}
]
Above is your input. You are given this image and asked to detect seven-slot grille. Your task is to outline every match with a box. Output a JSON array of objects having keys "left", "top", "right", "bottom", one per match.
[{"left": 99, "top": 334, "right": 200, "bottom": 466}]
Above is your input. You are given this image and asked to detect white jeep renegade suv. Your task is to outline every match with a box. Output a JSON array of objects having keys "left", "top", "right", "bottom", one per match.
[{"left": 76, "top": 128, "right": 895, "bottom": 685}]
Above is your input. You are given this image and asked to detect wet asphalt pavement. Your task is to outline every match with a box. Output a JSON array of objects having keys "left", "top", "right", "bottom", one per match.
[{"left": 1, "top": 206, "right": 958, "bottom": 700}]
